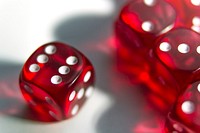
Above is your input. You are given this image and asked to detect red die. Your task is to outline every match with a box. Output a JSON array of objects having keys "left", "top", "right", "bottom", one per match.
[
  {"left": 165, "top": 81, "right": 200, "bottom": 132},
  {"left": 19, "top": 42, "right": 95, "bottom": 121},
  {"left": 154, "top": 28, "right": 200, "bottom": 88},
  {"left": 115, "top": 0, "right": 179, "bottom": 114},
  {"left": 118, "top": 0, "right": 176, "bottom": 48}
]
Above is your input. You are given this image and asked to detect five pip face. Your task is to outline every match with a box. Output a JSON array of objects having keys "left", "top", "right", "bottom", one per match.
[{"left": 19, "top": 42, "right": 95, "bottom": 121}]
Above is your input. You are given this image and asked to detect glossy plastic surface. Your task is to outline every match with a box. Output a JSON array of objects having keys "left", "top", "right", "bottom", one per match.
[{"left": 19, "top": 42, "right": 95, "bottom": 121}]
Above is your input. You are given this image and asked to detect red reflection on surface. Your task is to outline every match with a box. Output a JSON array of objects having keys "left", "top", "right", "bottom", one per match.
[
  {"left": 0, "top": 80, "right": 24, "bottom": 115},
  {"left": 0, "top": 78, "right": 57, "bottom": 122},
  {"left": 133, "top": 116, "right": 164, "bottom": 133}
]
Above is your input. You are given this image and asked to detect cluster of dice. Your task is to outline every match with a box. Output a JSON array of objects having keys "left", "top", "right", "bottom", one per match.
[
  {"left": 115, "top": 0, "right": 200, "bottom": 132},
  {"left": 18, "top": 0, "right": 200, "bottom": 132},
  {"left": 19, "top": 42, "right": 95, "bottom": 121}
]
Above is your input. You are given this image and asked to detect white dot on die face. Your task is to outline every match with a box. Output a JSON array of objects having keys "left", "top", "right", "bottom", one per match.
[
  {"left": 51, "top": 75, "right": 62, "bottom": 84},
  {"left": 84, "top": 71, "right": 92, "bottom": 83},
  {"left": 159, "top": 42, "right": 171, "bottom": 52},
  {"left": 29, "top": 64, "right": 40, "bottom": 72},
  {"left": 45, "top": 45, "right": 57, "bottom": 55},
  {"left": 85, "top": 86, "right": 94, "bottom": 98},
  {"left": 71, "top": 104, "right": 79, "bottom": 116},
  {"left": 141, "top": 21, "right": 154, "bottom": 32},
  {"left": 181, "top": 101, "right": 195, "bottom": 114},
  {"left": 37, "top": 54, "right": 49, "bottom": 63},
  {"left": 58, "top": 66, "right": 70, "bottom": 75},
  {"left": 24, "top": 85, "right": 33, "bottom": 94},
  {"left": 191, "top": 0, "right": 200, "bottom": 6},
  {"left": 178, "top": 43, "right": 190, "bottom": 53},
  {"left": 49, "top": 111, "right": 57, "bottom": 119},
  {"left": 77, "top": 88, "right": 85, "bottom": 99},
  {"left": 69, "top": 91, "right": 76, "bottom": 101},
  {"left": 144, "top": 0, "right": 156, "bottom": 6},
  {"left": 66, "top": 56, "right": 78, "bottom": 65},
  {"left": 196, "top": 46, "right": 200, "bottom": 54},
  {"left": 192, "top": 16, "right": 200, "bottom": 26}
]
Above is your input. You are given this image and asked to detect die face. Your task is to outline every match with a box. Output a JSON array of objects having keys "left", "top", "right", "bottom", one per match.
[
  {"left": 167, "top": 81, "right": 200, "bottom": 132},
  {"left": 21, "top": 42, "right": 83, "bottom": 96},
  {"left": 120, "top": 0, "right": 176, "bottom": 35},
  {"left": 63, "top": 66, "right": 95, "bottom": 118},
  {"left": 65, "top": 85, "right": 95, "bottom": 118},
  {"left": 155, "top": 28, "right": 200, "bottom": 72},
  {"left": 168, "top": 0, "right": 200, "bottom": 33},
  {"left": 19, "top": 81, "right": 63, "bottom": 121}
]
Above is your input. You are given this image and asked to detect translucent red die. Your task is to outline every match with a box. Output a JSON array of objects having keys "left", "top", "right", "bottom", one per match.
[
  {"left": 165, "top": 81, "right": 200, "bottom": 132},
  {"left": 19, "top": 42, "right": 95, "bottom": 121},
  {"left": 154, "top": 28, "right": 200, "bottom": 87},
  {"left": 118, "top": 0, "right": 176, "bottom": 48}
]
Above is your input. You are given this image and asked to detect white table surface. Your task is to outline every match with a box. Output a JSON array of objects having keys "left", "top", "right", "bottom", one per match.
[{"left": 0, "top": 0, "right": 163, "bottom": 133}]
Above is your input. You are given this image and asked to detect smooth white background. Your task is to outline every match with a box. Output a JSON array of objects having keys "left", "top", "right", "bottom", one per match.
[{"left": 0, "top": 0, "right": 162, "bottom": 133}]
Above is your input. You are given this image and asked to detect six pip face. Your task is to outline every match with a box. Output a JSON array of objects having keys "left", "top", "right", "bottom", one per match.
[{"left": 19, "top": 42, "right": 95, "bottom": 121}]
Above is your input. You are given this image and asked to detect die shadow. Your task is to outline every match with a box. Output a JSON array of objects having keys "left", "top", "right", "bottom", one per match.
[
  {"left": 54, "top": 0, "right": 126, "bottom": 93},
  {"left": 0, "top": 61, "right": 24, "bottom": 116},
  {"left": 53, "top": 0, "right": 161, "bottom": 132},
  {"left": 0, "top": 61, "right": 43, "bottom": 121}
]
